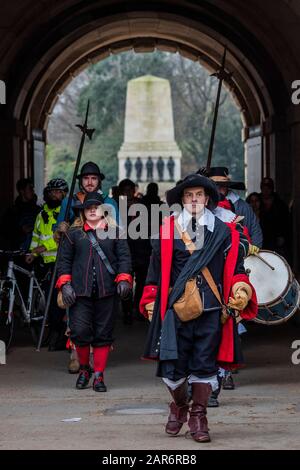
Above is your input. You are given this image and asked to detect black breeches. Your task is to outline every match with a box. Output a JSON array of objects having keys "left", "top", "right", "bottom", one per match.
[
  {"left": 69, "top": 295, "right": 118, "bottom": 347},
  {"left": 157, "top": 309, "right": 222, "bottom": 381}
]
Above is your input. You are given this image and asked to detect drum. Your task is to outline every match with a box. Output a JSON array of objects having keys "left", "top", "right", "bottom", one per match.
[{"left": 244, "top": 250, "right": 300, "bottom": 325}]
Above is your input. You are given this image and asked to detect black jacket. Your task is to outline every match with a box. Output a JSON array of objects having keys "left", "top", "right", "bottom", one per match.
[
  {"left": 57, "top": 224, "right": 132, "bottom": 298},
  {"left": 143, "top": 218, "right": 249, "bottom": 361}
]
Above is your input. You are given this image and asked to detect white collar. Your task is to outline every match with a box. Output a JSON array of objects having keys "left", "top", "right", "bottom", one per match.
[
  {"left": 226, "top": 190, "right": 239, "bottom": 204},
  {"left": 177, "top": 207, "right": 215, "bottom": 233}
]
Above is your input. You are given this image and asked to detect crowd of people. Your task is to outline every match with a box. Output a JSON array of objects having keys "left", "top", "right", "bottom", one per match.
[{"left": 0, "top": 162, "right": 293, "bottom": 443}]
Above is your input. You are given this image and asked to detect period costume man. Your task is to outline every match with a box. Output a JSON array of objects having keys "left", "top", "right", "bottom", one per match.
[
  {"left": 57, "top": 161, "right": 119, "bottom": 226},
  {"left": 139, "top": 174, "right": 257, "bottom": 443},
  {"left": 206, "top": 167, "right": 263, "bottom": 249}
]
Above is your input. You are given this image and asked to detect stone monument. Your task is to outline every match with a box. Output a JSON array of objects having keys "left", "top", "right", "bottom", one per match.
[{"left": 118, "top": 75, "right": 182, "bottom": 196}]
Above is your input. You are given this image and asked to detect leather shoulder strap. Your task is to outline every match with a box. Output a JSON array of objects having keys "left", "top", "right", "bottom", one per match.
[
  {"left": 201, "top": 266, "right": 223, "bottom": 306},
  {"left": 87, "top": 231, "right": 116, "bottom": 275},
  {"left": 174, "top": 218, "right": 196, "bottom": 254}
]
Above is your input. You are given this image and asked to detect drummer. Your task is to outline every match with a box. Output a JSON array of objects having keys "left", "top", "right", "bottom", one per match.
[{"left": 202, "top": 167, "right": 263, "bottom": 252}]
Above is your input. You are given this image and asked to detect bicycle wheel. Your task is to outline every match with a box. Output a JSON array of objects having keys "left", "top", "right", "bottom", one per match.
[
  {"left": 30, "top": 287, "right": 48, "bottom": 347},
  {"left": 0, "top": 284, "right": 14, "bottom": 351}
]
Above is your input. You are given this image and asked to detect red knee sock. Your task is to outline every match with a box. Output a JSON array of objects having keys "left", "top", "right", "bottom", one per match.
[
  {"left": 93, "top": 346, "right": 110, "bottom": 373},
  {"left": 76, "top": 345, "right": 90, "bottom": 367}
]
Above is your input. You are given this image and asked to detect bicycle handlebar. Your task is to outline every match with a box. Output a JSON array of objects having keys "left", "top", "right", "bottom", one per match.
[{"left": 0, "top": 249, "right": 28, "bottom": 257}]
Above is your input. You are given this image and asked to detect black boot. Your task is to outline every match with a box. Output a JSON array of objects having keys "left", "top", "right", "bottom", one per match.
[
  {"left": 93, "top": 372, "right": 107, "bottom": 392},
  {"left": 76, "top": 365, "right": 92, "bottom": 389}
]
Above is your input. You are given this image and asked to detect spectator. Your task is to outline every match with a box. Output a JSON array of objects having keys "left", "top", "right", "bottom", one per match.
[
  {"left": 259, "top": 177, "right": 291, "bottom": 260},
  {"left": 56, "top": 162, "right": 119, "bottom": 226},
  {"left": 0, "top": 178, "right": 40, "bottom": 251},
  {"left": 119, "top": 178, "right": 154, "bottom": 323},
  {"left": 246, "top": 192, "right": 261, "bottom": 221}
]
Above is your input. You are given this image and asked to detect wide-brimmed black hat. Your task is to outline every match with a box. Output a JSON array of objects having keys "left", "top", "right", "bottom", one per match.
[
  {"left": 77, "top": 162, "right": 105, "bottom": 181},
  {"left": 206, "top": 167, "right": 245, "bottom": 191},
  {"left": 166, "top": 173, "right": 219, "bottom": 209},
  {"left": 75, "top": 191, "right": 104, "bottom": 210}
]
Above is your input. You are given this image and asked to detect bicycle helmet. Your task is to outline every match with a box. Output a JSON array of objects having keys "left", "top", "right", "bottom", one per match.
[{"left": 45, "top": 178, "right": 69, "bottom": 193}]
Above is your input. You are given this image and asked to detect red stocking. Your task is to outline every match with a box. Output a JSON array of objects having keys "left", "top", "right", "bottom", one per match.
[
  {"left": 93, "top": 346, "right": 110, "bottom": 373},
  {"left": 76, "top": 345, "right": 90, "bottom": 367}
]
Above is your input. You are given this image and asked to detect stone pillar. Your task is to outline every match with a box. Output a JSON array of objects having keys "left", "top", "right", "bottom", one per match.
[
  {"left": 265, "top": 115, "right": 292, "bottom": 204},
  {"left": 118, "top": 75, "right": 182, "bottom": 195},
  {"left": 0, "top": 119, "right": 27, "bottom": 213},
  {"left": 243, "top": 125, "right": 262, "bottom": 194},
  {"left": 32, "top": 129, "right": 46, "bottom": 202}
]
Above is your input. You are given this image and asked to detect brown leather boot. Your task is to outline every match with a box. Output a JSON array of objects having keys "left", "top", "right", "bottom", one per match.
[
  {"left": 165, "top": 380, "right": 189, "bottom": 436},
  {"left": 188, "top": 383, "right": 212, "bottom": 443}
]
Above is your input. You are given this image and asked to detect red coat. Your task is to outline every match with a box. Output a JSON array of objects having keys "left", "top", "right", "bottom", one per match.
[{"left": 140, "top": 216, "right": 257, "bottom": 367}]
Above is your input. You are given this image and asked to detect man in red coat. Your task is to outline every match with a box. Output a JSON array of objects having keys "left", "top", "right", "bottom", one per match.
[{"left": 140, "top": 174, "right": 257, "bottom": 443}]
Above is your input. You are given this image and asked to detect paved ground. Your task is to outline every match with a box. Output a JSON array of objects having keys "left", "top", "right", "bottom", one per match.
[{"left": 1, "top": 316, "right": 300, "bottom": 450}]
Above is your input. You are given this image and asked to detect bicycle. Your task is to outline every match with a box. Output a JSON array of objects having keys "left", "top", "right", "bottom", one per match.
[{"left": 0, "top": 249, "right": 47, "bottom": 351}]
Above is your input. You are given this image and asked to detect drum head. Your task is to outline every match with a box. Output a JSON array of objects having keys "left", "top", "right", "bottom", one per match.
[{"left": 244, "top": 251, "right": 290, "bottom": 305}]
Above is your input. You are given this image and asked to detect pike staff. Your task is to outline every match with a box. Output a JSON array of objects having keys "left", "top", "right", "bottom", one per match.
[
  {"left": 36, "top": 101, "right": 95, "bottom": 351},
  {"left": 206, "top": 47, "right": 231, "bottom": 171}
]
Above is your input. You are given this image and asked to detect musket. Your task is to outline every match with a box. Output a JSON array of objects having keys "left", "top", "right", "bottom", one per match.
[
  {"left": 206, "top": 47, "right": 231, "bottom": 171},
  {"left": 36, "top": 101, "right": 95, "bottom": 351}
]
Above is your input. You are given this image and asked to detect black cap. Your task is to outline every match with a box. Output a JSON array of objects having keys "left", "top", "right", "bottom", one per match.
[
  {"left": 77, "top": 162, "right": 105, "bottom": 180},
  {"left": 75, "top": 191, "right": 104, "bottom": 210}
]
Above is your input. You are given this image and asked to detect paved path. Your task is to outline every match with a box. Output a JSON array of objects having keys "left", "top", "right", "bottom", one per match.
[{"left": 1, "top": 318, "right": 300, "bottom": 450}]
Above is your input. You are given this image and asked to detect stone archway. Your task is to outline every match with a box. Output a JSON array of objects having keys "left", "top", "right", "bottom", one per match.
[
  {"left": 12, "top": 12, "right": 285, "bottom": 198},
  {"left": 1, "top": 0, "right": 300, "bottom": 269}
]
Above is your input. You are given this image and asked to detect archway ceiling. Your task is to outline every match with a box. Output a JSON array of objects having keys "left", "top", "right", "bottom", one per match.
[{"left": 0, "top": 1, "right": 296, "bottom": 130}]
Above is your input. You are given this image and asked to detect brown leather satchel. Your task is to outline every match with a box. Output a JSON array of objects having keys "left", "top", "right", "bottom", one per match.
[
  {"left": 173, "top": 219, "right": 228, "bottom": 322},
  {"left": 173, "top": 277, "right": 203, "bottom": 322}
]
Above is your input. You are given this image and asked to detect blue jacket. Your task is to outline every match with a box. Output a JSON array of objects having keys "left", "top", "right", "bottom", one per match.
[{"left": 227, "top": 191, "right": 263, "bottom": 248}]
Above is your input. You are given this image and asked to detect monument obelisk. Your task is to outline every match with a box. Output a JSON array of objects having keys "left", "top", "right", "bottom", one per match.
[{"left": 118, "top": 75, "right": 182, "bottom": 194}]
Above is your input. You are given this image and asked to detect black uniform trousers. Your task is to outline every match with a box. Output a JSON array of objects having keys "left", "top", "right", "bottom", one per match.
[
  {"left": 69, "top": 295, "right": 118, "bottom": 347},
  {"left": 157, "top": 308, "right": 222, "bottom": 381}
]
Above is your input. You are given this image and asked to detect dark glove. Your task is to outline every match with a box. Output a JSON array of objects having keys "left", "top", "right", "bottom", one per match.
[
  {"left": 61, "top": 282, "right": 76, "bottom": 307},
  {"left": 117, "top": 281, "right": 131, "bottom": 300}
]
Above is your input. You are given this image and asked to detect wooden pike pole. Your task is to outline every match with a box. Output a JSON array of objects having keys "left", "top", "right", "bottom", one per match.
[{"left": 36, "top": 101, "right": 95, "bottom": 351}]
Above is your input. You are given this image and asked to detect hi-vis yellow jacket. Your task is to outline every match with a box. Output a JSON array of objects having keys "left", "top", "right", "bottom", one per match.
[{"left": 29, "top": 204, "right": 60, "bottom": 263}]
